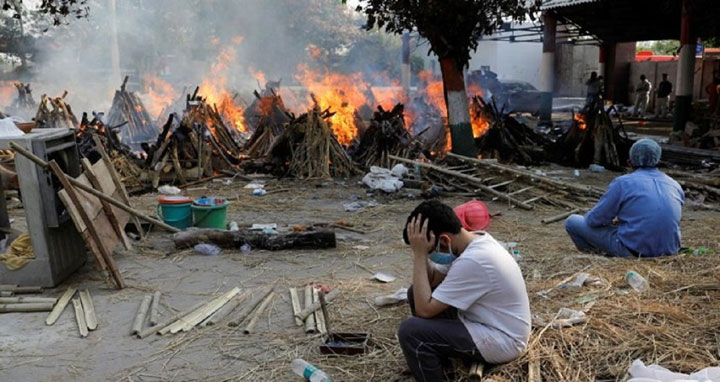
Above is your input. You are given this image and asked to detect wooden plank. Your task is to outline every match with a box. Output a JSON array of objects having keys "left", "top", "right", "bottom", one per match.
[
  {"left": 312, "top": 288, "right": 326, "bottom": 334},
  {"left": 508, "top": 186, "right": 535, "bottom": 196},
  {"left": 0, "top": 297, "right": 57, "bottom": 304},
  {"left": 81, "top": 158, "right": 131, "bottom": 250},
  {"left": 296, "top": 288, "right": 340, "bottom": 321},
  {"left": 137, "top": 301, "right": 205, "bottom": 339},
  {"left": 227, "top": 287, "right": 274, "bottom": 327},
  {"left": 46, "top": 287, "right": 76, "bottom": 325},
  {"left": 72, "top": 298, "right": 89, "bottom": 338},
  {"left": 79, "top": 290, "right": 97, "bottom": 331},
  {"left": 178, "top": 287, "right": 241, "bottom": 332},
  {"left": 203, "top": 290, "right": 251, "bottom": 327},
  {"left": 488, "top": 179, "right": 515, "bottom": 189},
  {"left": 51, "top": 161, "right": 124, "bottom": 288},
  {"left": 91, "top": 135, "right": 144, "bottom": 238},
  {"left": 0, "top": 303, "right": 54, "bottom": 312}
]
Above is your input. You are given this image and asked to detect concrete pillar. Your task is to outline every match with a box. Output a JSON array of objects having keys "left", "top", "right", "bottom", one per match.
[
  {"left": 401, "top": 32, "right": 411, "bottom": 99},
  {"left": 539, "top": 12, "right": 557, "bottom": 125},
  {"left": 602, "top": 43, "right": 617, "bottom": 102},
  {"left": 598, "top": 45, "right": 607, "bottom": 79},
  {"left": 674, "top": 0, "right": 695, "bottom": 131}
]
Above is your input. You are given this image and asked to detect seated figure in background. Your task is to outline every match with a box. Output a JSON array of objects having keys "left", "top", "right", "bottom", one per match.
[{"left": 565, "top": 139, "right": 684, "bottom": 257}]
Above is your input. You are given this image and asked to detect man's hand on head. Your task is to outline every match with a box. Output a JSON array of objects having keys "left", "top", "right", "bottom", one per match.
[{"left": 407, "top": 213, "right": 435, "bottom": 259}]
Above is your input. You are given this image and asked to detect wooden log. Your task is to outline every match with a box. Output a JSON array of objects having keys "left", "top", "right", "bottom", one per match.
[
  {"left": 389, "top": 155, "right": 534, "bottom": 210},
  {"left": 0, "top": 297, "right": 57, "bottom": 304},
  {"left": 289, "top": 288, "right": 303, "bottom": 327},
  {"left": 131, "top": 295, "right": 152, "bottom": 335},
  {"left": 46, "top": 287, "right": 77, "bottom": 325},
  {"left": 0, "top": 303, "right": 54, "bottom": 312},
  {"left": 72, "top": 298, "right": 89, "bottom": 338},
  {"left": 243, "top": 292, "right": 275, "bottom": 334},
  {"left": 137, "top": 301, "right": 205, "bottom": 339},
  {"left": 167, "top": 287, "right": 240, "bottom": 333},
  {"left": 541, "top": 209, "right": 581, "bottom": 225},
  {"left": 228, "top": 287, "right": 274, "bottom": 327},
  {"left": 304, "top": 285, "right": 316, "bottom": 333},
  {"left": 172, "top": 229, "right": 336, "bottom": 250},
  {"left": 10, "top": 142, "right": 180, "bottom": 233},
  {"left": 447, "top": 152, "right": 606, "bottom": 198},
  {"left": 78, "top": 290, "right": 97, "bottom": 331},
  {"left": 296, "top": 288, "right": 340, "bottom": 321},
  {"left": 149, "top": 291, "right": 161, "bottom": 326},
  {"left": 0, "top": 291, "right": 12, "bottom": 297},
  {"left": 81, "top": 158, "right": 131, "bottom": 250},
  {"left": 202, "top": 290, "right": 251, "bottom": 327},
  {"left": 313, "top": 288, "right": 327, "bottom": 334}
]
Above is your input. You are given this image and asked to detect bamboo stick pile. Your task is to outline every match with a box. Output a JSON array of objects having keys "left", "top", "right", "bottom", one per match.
[
  {"left": 35, "top": 92, "right": 79, "bottom": 130},
  {"left": 105, "top": 77, "right": 159, "bottom": 150}
]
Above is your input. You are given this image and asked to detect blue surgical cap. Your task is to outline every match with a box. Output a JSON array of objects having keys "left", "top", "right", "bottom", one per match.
[{"left": 629, "top": 139, "right": 662, "bottom": 168}]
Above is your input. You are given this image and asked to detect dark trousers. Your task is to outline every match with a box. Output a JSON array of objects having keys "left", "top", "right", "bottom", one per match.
[{"left": 398, "top": 286, "right": 486, "bottom": 382}]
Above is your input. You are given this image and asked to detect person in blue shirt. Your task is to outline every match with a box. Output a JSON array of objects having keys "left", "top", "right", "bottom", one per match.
[{"left": 565, "top": 139, "right": 684, "bottom": 257}]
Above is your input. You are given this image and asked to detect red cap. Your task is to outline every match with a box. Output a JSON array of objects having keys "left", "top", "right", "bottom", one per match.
[{"left": 454, "top": 200, "right": 490, "bottom": 231}]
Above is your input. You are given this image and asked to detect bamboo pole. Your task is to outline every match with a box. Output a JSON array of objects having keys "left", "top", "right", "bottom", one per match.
[
  {"left": 313, "top": 288, "right": 326, "bottom": 334},
  {"left": 131, "top": 295, "right": 152, "bottom": 335},
  {"left": 318, "top": 289, "right": 332, "bottom": 335},
  {"left": 243, "top": 292, "right": 275, "bottom": 334},
  {"left": 289, "top": 288, "right": 303, "bottom": 327},
  {"left": 203, "top": 290, "right": 251, "bottom": 327},
  {"left": 468, "top": 362, "right": 484, "bottom": 382},
  {"left": 0, "top": 303, "right": 54, "bottom": 312},
  {"left": 161, "top": 288, "right": 241, "bottom": 334},
  {"left": 46, "top": 287, "right": 76, "bottom": 325},
  {"left": 137, "top": 301, "right": 205, "bottom": 339},
  {"left": 9, "top": 142, "right": 180, "bottom": 233},
  {"left": 296, "top": 288, "right": 340, "bottom": 321},
  {"left": 0, "top": 297, "right": 57, "bottom": 304},
  {"left": 0, "top": 285, "right": 42, "bottom": 293},
  {"left": 388, "top": 155, "right": 534, "bottom": 210},
  {"left": 228, "top": 287, "right": 274, "bottom": 327},
  {"left": 79, "top": 290, "right": 97, "bottom": 331},
  {"left": 541, "top": 209, "right": 581, "bottom": 224},
  {"left": 149, "top": 291, "right": 161, "bottom": 326},
  {"left": 448, "top": 152, "right": 605, "bottom": 197},
  {"left": 72, "top": 298, "right": 88, "bottom": 338},
  {"left": 303, "top": 285, "right": 316, "bottom": 333}
]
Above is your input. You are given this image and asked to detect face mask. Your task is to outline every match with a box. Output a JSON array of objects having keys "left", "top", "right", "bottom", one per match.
[{"left": 429, "top": 238, "right": 456, "bottom": 265}]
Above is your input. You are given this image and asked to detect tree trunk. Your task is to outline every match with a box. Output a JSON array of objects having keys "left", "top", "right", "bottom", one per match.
[
  {"left": 439, "top": 57, "right": 477, "bottom": 157},
  {"left": 173, "top": 229, "right": 337, "bottom": 251}
]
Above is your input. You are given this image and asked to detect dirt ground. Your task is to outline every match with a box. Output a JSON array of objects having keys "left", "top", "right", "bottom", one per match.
[{"left": 1, "top": 166, "right": 718, "bottom": 382}]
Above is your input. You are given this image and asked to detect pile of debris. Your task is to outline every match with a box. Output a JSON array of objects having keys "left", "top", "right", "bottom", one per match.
[
  {"left": 35, "top": 92, "right": 79, "bottom": 130},
  {"left": 669, "top": 117, "right": 720, "bottom": 152},
  {"left": 105, "top": 77, "right": 158, "bottom": 151}
]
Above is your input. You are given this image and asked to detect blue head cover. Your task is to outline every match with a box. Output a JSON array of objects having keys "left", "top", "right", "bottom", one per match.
[{"left": 629, "top": 139, "right": 662, "bottom": 168}]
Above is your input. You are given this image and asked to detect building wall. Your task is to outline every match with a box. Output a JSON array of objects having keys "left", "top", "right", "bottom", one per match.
[
  {"left": 554, "top": 43, "right": 600, "bottom": 97},
  {"left": 469, "top": 40, "right": 543, "bottom": 89}
]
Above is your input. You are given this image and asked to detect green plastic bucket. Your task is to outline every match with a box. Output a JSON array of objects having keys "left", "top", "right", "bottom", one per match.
[
  {"left": 191, "top": 200, "right": 230, "bottom": 229},
  {"left": 157, "top": 196, "right": 193, "bottom": 230}
]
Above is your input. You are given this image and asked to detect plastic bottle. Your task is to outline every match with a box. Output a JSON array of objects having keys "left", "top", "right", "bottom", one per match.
[
  {"left": 228, "top": 221, "right": 239, "bottom": 231},
  {"left": 291, "top": 359, "right": 332, "bottom": 382},
  {"left": 625, "top": 270, "right": 649, "bottom": 293},
  {"left": 193, "top": 244, "right": 221, "bottom": 256}
]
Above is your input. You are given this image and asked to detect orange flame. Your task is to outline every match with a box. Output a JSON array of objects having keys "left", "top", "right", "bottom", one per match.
[
  {"left": 295, "top": 64, "right": 370, "bottom": 145},
  {"left": 144, "top": 76, "right": 178, "bottom": 118},
  {"left": 249, "top": 67, "right": 267, "bottom": 87},
  {"left": 198, "top": 45, "right": 247, "bottom": 132},
  {"left": 574, "top": 112, "right": 587, "bottom": 130},
  {"left": 0, "top": 81, "right": 14, "bottom": 107}
]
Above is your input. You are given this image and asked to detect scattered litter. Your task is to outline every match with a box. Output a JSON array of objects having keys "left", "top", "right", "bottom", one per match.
[
  {"left": 550, "top": 307, "right": 588, "bottom": 329},
  {"left": 240, "top": 244, "right": 252, "bottom": 254},
  {"left": 252, "top": 188, "right": 267, "bottom": 196},
  {"left": 212, "top": 178, "right": 233, "bottom": 185},
  {"left": 589, "top": 164, "right": 605, "bottom": 173},
  {"left": 362, "top": 166, "right": 404, "bottom": 193},
  {"left": 390, "top": 163, "right": 408, "bottom": 178},
  {"left": 628, "top": 359, "right": 720, "bottom": 382},
  {"left": 626, "top": 270, "right": 649, "bottom": 293},
  {"left": 243, "top": 182, "right": 265, "bottom": 189},
  {"left": 250, "top": 223, "right": 278, "bottom": 235},
  {"left": 0, "top": 233, "right": 34, "bottom": 270},
  {"left": 194, "top": 244, "right": 221, "bottom": 256},
  {"left": 353, "top": 245, "right": 369, "bottom": 251},
  {"left": 499, "top": 241, "right": 520, "bottom": 257},
  {"left": 343, "top": 200, "right": 378, "bottom": 212},
  {"left": 573, "top": 169, "right": 580, "bottom": 177},
  {"left": 228, "top": 221, "right": 239, "bottom": 231},
  {"left": 374, "top": 287, "right": 408, "bottom": 306},
  {"left": 157, "top": 185, "right": 181, "bottom": 195},
  {"left": 0, "top": 118, "right": 25, "bottom": 137},
  {"left": 534, "top": 169, "right": 547, "bottom": 176},
  {"left": 354, "top": 262, "right": 396, "bottom": 283}
]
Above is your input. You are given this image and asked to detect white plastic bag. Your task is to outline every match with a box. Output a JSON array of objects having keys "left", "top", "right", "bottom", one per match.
[{"left": 628, "top": 359, "right": 720, "bottom": 382}]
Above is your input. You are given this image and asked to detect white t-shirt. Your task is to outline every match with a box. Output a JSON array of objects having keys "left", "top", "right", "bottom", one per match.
[{"left": 431, "top": 233, "right": 531, "bottom": 364}]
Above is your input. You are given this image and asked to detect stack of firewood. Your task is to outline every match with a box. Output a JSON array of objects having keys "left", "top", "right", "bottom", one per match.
[
  {"left": 244, "top": 89, "right": 291, "bottom": 158},
  {"left": 269, "top": 100, "right": 356, "bottom": 179},
  {"left": 184, "top": 88, "right": 243, "bottom": 164},
  {"left": 106, "top": 77, "right": 158, "bottom": 150},
  {"left": 349, "top": 103, "right": 423, "bottom": 169},
  {"left": 472, "top": 96, "right": 547, "bottom": 165},
  {"left": 35, "top": 92, "right": 79, "bottom": 130}
]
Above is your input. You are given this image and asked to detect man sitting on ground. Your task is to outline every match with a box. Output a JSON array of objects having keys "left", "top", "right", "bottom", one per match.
[
  {"left": 397, "top": 200, "right": 531, "bottom": 381},
  {"left": 565, "top": 139, "right": 684, "bottom": 257}
]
